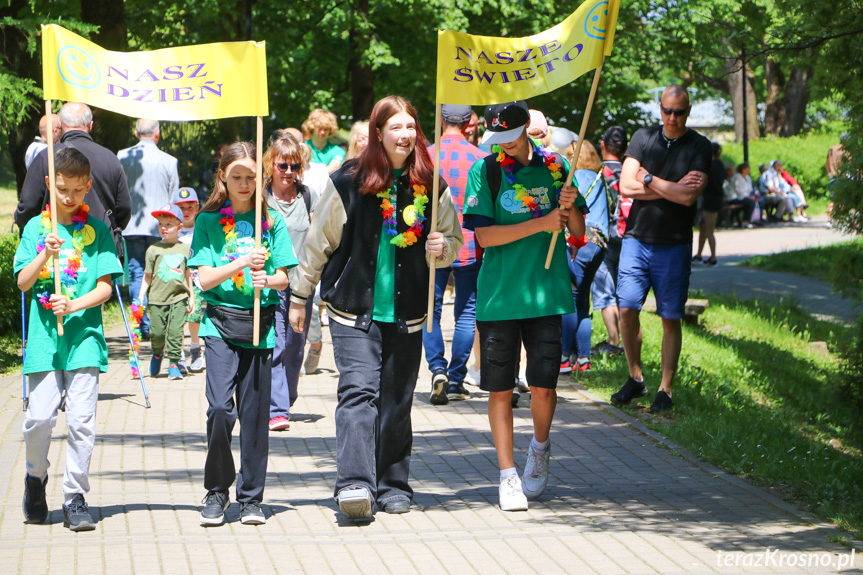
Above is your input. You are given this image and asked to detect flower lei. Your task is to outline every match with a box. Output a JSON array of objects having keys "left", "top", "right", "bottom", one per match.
[
  {"left": 34, "top": 203, "right": 89, "bottom": 310},
  {"left": 128, "top": 301, "right": 144, "bottom": 377},
  {"left": 492, "top": 139, "right": 564, "bottom": 220},
  {"left": 219, "top": 201, "right": 271, "bottom": 296},
  {"left": 377, "top": 179, "right": 429, "bottom": 248}
]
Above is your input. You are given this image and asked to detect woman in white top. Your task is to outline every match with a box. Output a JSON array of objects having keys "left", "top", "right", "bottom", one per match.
[{"left": 727, "top": 163, "right": 757, "bottom": 226}]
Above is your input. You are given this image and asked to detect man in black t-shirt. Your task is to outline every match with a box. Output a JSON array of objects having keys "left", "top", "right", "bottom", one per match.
[{"left": 610, "top": 85, "right": 711, "bottom": 413}]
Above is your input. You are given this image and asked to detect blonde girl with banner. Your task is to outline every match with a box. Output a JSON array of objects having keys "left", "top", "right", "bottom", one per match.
[
  {"left": 188, "top": 142, "right": 296, "bottom": 527},
  {"left": 462, "top": 101, "right": 586, "bottom": 511},
  {"left": 288, "top": 96, "right": 463, "bottom": 520}
]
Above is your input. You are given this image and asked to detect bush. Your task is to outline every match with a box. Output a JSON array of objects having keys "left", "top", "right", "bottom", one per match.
[
  {"left": 0, "top": 233, "right": 21, "bottom": 335},
  {"left": 720, "top": 131, "right": 844, "bottom": 199}
]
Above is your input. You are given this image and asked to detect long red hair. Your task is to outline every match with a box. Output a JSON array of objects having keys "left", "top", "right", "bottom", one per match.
[{"left": 353, "top": 95, "right": 434, "bottom": 195}]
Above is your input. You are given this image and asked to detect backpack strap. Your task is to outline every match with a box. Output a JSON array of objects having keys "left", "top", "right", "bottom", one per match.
[
  {"left": 483, "top": 154, "right": 502, "bottom": 207},
  {"left": 300, "top": 184, "right": 312, "bottom": 221}
]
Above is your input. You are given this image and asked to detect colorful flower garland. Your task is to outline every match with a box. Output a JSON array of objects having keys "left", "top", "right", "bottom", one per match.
[
  {"left": 128, "top": 300, "right": 144, "bottom": 377},
  {"left": 377, "top": 180, "right": 428, "bottom": 248},
  {"left": 219, "top": 201, "right": 271, "bottom": 296},
  {"left": 492, "top": 140, "right": 564, "bottom": 219},
  {"left": 34, "top": 203, "right": 89, "bottom": 310}
]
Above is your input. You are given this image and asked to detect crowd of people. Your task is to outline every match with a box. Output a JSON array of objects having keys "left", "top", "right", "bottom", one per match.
[{"left": 11, "top": 84, "right": 745, "bottom": 529}]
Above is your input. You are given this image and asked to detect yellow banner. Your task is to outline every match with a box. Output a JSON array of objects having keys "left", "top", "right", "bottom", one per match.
[
  {"left": 42, "top": 24, "right": 268, "bottom": 120},
  {"left": 436, "top": 0, "right": 620, "bottom": 105}
]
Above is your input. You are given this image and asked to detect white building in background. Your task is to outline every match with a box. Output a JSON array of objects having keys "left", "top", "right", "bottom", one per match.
[{"left": 636, "top": 87, "right": 735, "bottom": 136}]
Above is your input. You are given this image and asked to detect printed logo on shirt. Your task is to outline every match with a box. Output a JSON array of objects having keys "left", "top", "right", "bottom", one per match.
[
  {"left": 157, "top": 253, "right": 185, "bottom": 282},
  {"left": 467, "top": 196, "right": 479, "bottom": 208},
  {"left": 499, "top": 186, "right": 551, "bottom": 214},
  {"left": 81, "top": 225, "right": 96, "bottom": 246}
]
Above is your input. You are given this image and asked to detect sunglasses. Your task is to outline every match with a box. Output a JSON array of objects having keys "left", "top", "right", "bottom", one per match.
[
  {"left": 275, "top": 161, "right": 302, "bottom": 173},
  {"left": 660, "top": 105, "right": 689, "bottom": 117}
]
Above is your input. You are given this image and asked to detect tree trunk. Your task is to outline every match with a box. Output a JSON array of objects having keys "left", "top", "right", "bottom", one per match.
[
  {"left": 80, "top": 0, "right": 132, "bottom": 153},
  {"left": 780, "top": 67, "right": 812, "bottom": 137},
  {"left": 726, "top": 57, "right": 759, "bottom": 143},
  {"left": 764, "top": 58, "right": 785, "bottom": 136},
  {"left": 349, "top": 0, "right": 374, "bottom": 122}
]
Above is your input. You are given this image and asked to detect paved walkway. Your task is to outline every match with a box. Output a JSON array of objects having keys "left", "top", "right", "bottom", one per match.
[
  {"left": 689, "top": 215, "right": 860, "bottom": 324},
  {"left": 0, "top": 217, "right": 859, "bottom": 574}
]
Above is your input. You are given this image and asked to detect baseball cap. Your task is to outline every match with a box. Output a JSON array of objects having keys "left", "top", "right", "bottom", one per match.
[
  {"left": 527, "top": 110, "right": 549, "bottom": 138},
  {"left": 441, "top": 104, "right": 473, "bottom": 124},
  {"left": 172, "top": 187, "right": 199, "bottom": 204},
  {"left": 481, "top": 101, "right": 530, "bottom": 146},
  {"left": 549, "top": 127, "right": 577, "bottom": 154},
  {"left": 602, "top": 126, "right": 627, "bottom": 148},
  {"left": 151, "top": 203, "right": 184, "bottom": 221}
]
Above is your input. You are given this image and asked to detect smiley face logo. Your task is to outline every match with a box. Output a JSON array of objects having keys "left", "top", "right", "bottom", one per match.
[
  {"left": 80, "top": 225, "right": 96, "bottom": 246},
  {"left": 584, "top": 1, "right": 609, "bottom": 41},
  {"left": 57, "top": 46, "right": 101, "bottom": 90}
]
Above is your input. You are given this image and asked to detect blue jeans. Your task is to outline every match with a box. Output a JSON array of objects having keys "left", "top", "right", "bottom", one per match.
[
  {"left": 422, "top": 260, "right": 480, "bottom": 383},
  {"left": 125, "top": 235, "right": 159, "bottom": 336},
  {"left": 330, "top": 320, "right": 422, "bottom": 506},
  {"left": 269, "top": 290, "right": 313, "bottom": 419},
  {"left": 562, "top": 241, "right": 606, "bottom": 358}
]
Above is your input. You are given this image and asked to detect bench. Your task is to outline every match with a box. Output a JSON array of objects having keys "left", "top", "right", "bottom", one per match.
[
  {"left": 642, "top": 298, "right": 709, "bottom": 325},
  {"left": 718, "top": 203, "right": 744, "bottom": 228}
]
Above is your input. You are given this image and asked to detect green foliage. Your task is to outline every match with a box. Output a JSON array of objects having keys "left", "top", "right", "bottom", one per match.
[
  {"left": 740, "top": 239, "right": 863, "bottom": 281},
  {"left": 581, "top": 294, "right": 863, "bottom": 537},
  {"left": 721, "top": 131, "right": 843, "bottom": 199},
  {"left": 0, "top": 234, "right": 21, "bottom": 335}
]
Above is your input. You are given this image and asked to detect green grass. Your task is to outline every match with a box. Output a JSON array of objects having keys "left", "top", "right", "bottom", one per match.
[
  {"left": 579, "top": 294, "right": 863, "bottom": 539},
  {"left": 740, "top": 239, "right": 863, "bottom": 278}
]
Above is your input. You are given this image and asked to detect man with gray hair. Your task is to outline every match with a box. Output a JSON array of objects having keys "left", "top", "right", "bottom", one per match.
[
  {"left": 16, "top": 102, "right": 131, "bottom": 245},
  {"left": 117, "top": 119, "right": 180, "bottom": 340}
]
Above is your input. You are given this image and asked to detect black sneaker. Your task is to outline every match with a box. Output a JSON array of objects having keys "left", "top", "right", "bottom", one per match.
[
  {"left": 429, "top": 373, "right": 449, "bottom": 405},
  {"left": 200, "top": 490, "right": 229, "bottom": 526},
  {"left": 446, "top": 382, "right": 470, "bottom": 401},
  {"left": 239, "top": 501, "right": 266, "bottom": 525},
  {"left": 381, "top": 499, "right": 411, "bottom": 514},
  {"left": 649, "top": 390, "right": 674, "bottom": 413},
  {"left": 23, "top": 475, "right": 48, "bottom": 524},
  {"left": 62, "top": 494, "right": 95, "bottom": 531},
  {"left": 610, "top": 377, "right": 648, "bottom": 405}
]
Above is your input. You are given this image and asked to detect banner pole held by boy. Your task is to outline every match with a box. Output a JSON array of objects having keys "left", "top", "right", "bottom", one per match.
[
  {"left": 253, "top": 116, "right": 263, "bottom": 347},
  {"left": 44, "top": 100, "right": 64, "bottom": 336},
  {"left": 544, "top": 60, "right": 604, "bottom": 270},
  {"left": 427, "top": 103, "right": 443, "bottom": 332}
]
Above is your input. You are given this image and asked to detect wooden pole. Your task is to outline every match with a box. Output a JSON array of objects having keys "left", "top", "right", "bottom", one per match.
[
  {"left": 544, "top": 60, "right": 605, "bottom": 269},
  {"left": 45, "top": 100, "right": 63, "bottom": 337},
  {"left": 426, "top": 103, "right": 443, "bottom": 333},
  {"left": 252, "top": 116, "right": 263, "bottom": 346}
]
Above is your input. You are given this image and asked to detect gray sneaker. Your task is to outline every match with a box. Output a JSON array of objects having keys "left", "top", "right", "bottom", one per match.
[
  {"left": 522, "top": 443, "right": 551, "bottom": 499},
  {"left": 178, "top": 350, "right": 189, "bottom": 375},
  {"left": 239, "top": 501, "right": 266, "bottom": 525},
  {"left": 190, "top": 346, "right": 205, "bottom": 372},
  {"left": 63, "top": 494, "right": 95, "bottom": 531},
  {"left": 338, "top": 486, "right": 373, "bottom": 520},
  {"left": 304, "top": 345, "right": 322, "bottom": 374}
]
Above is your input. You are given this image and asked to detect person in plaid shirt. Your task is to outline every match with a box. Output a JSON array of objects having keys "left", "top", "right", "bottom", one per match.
[{"left": 425, "top": 104, "right": 487, "bottom": 406}]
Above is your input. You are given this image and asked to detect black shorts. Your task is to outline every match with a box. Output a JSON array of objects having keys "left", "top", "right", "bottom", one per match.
[{"left": 477, "top": 315, "right": 562, "bottom": 393}]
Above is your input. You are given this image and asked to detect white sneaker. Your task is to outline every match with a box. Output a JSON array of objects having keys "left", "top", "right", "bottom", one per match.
[
  {"left": 464, "top": 365, "right": 481, "bottom": 387},
  {"left": 499, "top": 475, "right": 528, "bottom": 511},
  {"left": 338, "top": 486, "right": 373, "bottom": 520},
  {"left": 522, "top": 443, "right": 551, "bottom": 499}
]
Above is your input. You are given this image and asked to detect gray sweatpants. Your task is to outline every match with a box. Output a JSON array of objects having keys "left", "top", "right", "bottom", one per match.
[{"left": 23, "top": 368, "right": 99, "bottom": 500}]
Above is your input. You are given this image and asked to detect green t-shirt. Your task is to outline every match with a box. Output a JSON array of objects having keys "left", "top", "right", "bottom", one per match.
[
  {"left": 462, "top": 158, "right": 575, "bottom": 321},
  {"left": 306, "top": 140, "right": 345, "bottom": 167},
  {"left": 371, "top": 168, "right": 403, "bottom": 322},
  {"left": 144, "top": 241, "right": 190, "bottom": 305},
  {"left": 188, "top": 208, "right": 298, "bottom": 349},
  {"left": 14, "top": 216, "right": 123, "bottom": 374}
]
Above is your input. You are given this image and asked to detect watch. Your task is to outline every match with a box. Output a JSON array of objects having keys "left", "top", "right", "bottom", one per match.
[{"left": 643, "top": 173, "right": 653, "bottom": 186}]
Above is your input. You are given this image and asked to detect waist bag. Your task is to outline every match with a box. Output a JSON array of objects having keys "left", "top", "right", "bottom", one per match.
[{"left": 206, "top": 304, "right": 276, "bottom": 344}]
